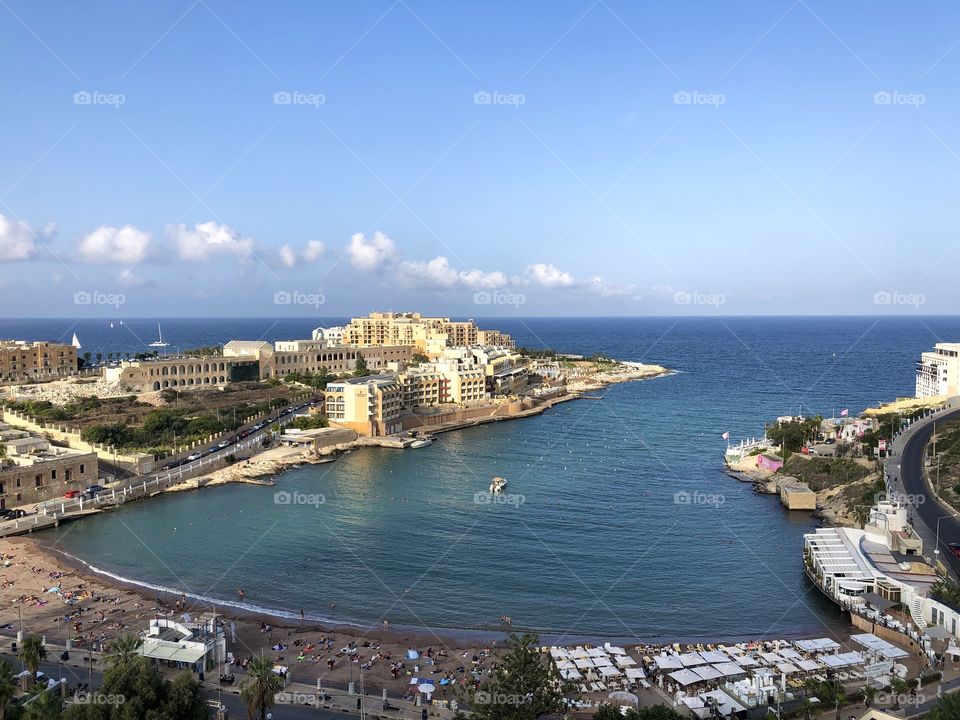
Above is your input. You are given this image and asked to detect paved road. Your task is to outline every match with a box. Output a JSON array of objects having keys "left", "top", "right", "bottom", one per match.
[
  {"left": 895, "top": 402, "right": 960, "bottom": 579},
  {"left": 24, "top": 399, "right": 318, "bottom": 519},
  {"left": 0, "top": 653, "right": 357, "bottom": 719}
]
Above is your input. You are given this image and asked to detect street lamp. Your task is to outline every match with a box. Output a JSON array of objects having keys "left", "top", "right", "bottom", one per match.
[{"left": 934, "top": 513, "right": 960, "bottom": 564}]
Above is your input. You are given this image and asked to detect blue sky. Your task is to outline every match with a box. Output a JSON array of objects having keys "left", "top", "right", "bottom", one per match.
[{"left": 1, "top": 1, "right": 958, "bottom": 317}]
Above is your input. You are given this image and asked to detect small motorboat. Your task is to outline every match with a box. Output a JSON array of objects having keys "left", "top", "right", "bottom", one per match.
[
  {"left": 489, "top": 477, "right": 507, "bottom": 494},
  {"left": 410, "top": 437, "right": 433, "bottom": 449}
]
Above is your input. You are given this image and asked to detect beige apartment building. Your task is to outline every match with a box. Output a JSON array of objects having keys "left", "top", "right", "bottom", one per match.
[
  {"left": 0, "top": 341, "right": 78, "bottom": 383},
  {"left": 0, "top": 425, "right": 98, "bottom": 508},
  {"left": 916, "top": 342, "right": 960, "bottom": 398},
  {"left": 342, "top": 312, "right": 514, "bottom": 353},
  {"left": 324, "top": 375, "right": 404, "bottom": 436},
  {"left": 273, "top": 344, "right": 412, "bottom": 377}
]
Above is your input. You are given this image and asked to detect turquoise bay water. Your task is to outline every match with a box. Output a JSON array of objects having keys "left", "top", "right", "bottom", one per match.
[{"left": 25, "top": 316, "right": 960, "bottom": 642}]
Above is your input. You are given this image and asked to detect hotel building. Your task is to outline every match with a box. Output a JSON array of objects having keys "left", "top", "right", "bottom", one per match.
[
  {"left": 0, "top": 340, "right": 78, "bottom": 384},
  {"left": 324, "top": 375, "right": 404, "bottom": 436},
  {"left": 342, "top": 312, "right": 514, "bottom": 353},
  {"left": 915, "top": 342, "right": 960, "bottom": 398}
]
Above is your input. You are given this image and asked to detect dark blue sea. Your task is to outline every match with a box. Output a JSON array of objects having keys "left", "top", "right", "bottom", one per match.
[{"left": 3, "top": 316, "right": 957, "bottom": 642}]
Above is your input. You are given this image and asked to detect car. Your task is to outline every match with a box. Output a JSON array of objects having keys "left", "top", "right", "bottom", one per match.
[
  {"left": 86, "top": 484, "right": 105, "bottom": 494},
  {"left": 218, "top": 440, "right": 230, "bottom": 449},
  {"left": 948, "top": 543, "right": 960, "bottom": 559},
  {"left": 187, "top": 452, "right": 201, "bottom": 461},
  {"left": 64, "top": 490, "right": 81, "bottom": 499}
]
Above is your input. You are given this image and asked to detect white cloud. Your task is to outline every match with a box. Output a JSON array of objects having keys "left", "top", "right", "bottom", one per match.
[
  {"left": 168, "top": 221, "right": 254, "bottom": 262},
  {"left": 278, "top": 244, "right": 297, "bottom": 269},
  {"left": 303, "top": 240, "right": 325, "bottom": 262},
  {"left": 118, "top": 267, "right": 148, "bottom": 287},
  {"left": 77, "top": 225, "right": 151, "bottom": 264},
  {"left": 525, "top": 263, "right": 576, "bottom": 288},
  {"left": 0, "top": 214, "right": 43, "bottom": 261},
  {"left": 278, "top": 240, "right": 325, "bottom": 269},
  {"left": 588, "top": 276, "right": 636, "bottom": 298},
  {"left": 346, "top": 231, "right": 397, "bottom": 271},
  {"left": 398, "top": 256, "right": 507, "bottom": 290}
]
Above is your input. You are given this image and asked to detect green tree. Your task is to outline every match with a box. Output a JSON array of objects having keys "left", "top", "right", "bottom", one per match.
[
  {"left": 929, "top": 690, "right": 960, "bottom": 720},
  {"left": 162, "top": 673, "right": 208, "bottom": 719},
  {"left": 458, "top": 633, "right": 565, "bottom": 720},
  {"left": 105, "top": 634, "right": 141, "bottom": 669},
  {"left": 0, "top": 659, "right": 17, "bottom": 720},
  {"left": 63, "top": 657, "right": 207, "bottom": 720},
  {"left": 18, "top": 636, "right": 47, "bottom": 685},
  {"left": 22, "top": 684, "right": 61, "bottom": 720},
  {"left": 353, "top": 356, "right": 369, "bottom": 377},
  {"left": 889, "top": 677, "right": 909, "bottom": 709},
  {"left": 593, "top": 705, "right": 624, "bottom": 720},
  {"left": 632, "top": 708, "right": 685, "bottom": 720},
  {"left": 240, "top": 655, "right": 283, "bottom": 720},
  {"left": 412, "top": 352, "right": 429, "bottom": 364}
]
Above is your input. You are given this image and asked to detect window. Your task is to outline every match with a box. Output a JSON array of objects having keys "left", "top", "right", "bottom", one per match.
[
  {"left": 80, "top": 464, "right": 85, "bottom": 475},
  {"left": 51, "top": 469, "right": 56, "bottom": 480}
]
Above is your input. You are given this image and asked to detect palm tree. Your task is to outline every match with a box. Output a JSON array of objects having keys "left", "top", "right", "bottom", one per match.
[
  {"left": 0, "top": 660, "right": 17, "bottom": 720},
  {"left": 861, "top": 685, "right": 877, "bottom": 708},
  {"left": 18, "top": 636, "right": 46, "bottom": 688},
  {"left": 22, "top": 684, "right": 61, "bottom": 720},
  {"left": 106, "top": 633, "right": 141, "bottom": 668},
  {"left": 797, "top": 697, "right": 816, "bottom": 720},
  {"left": 240, "top": 655, "right": 283, "bottom": 720},
  {"left": 889, "top": 676, "right": 909, "bottom": 709}
]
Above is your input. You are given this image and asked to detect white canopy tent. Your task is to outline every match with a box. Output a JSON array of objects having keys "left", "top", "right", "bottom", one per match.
[
  {"left": 851, "top": 633, "right": 910, "bottom": 660},
  {"left": 795, "top": 638, "right": 841, "bottom": 653},
  {"left": 624, "top": 667, "right": 646, "bottom": 680},
  {"left": 614, "top": 655, "right": 637, "bottom": 667},
  {"left": 654, "top": 656, "right": 684, "bottom": 671},
  {"left": 678, "top": 652, "right": 707, "bottom": 667},
  {"left": 668, "top": 669, "right": 703, "bottom": 687},
  {"left": 700, "top": 650, "right": 731, "bottom": 664},
  {"left": 692, "top": 666, "right": 723, "bottom": 681},
  {"left": 711, "top": 662, "right": 747, "bottom": 677}
]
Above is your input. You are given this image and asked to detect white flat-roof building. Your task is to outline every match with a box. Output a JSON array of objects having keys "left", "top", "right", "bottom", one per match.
[
  {"left": 916, "top": 342, "right": 960, "bottom": 398},
  {"left": 803, "top": 499, "right": 960, "bottom": 642},
  {"left": 139, "top": 614, "right": 225, "bottom": 673},
  {"left": 311, "top": 326, "right": 344, "bottom": 347}
]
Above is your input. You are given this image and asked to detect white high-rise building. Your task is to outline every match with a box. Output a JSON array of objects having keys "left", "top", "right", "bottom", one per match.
[{"left": 915, "top": 342, "right": 960, "bottom": 398}]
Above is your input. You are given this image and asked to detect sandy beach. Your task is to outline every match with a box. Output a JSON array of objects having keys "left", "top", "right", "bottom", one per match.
[{"left": 0, "top": 535, "right": 505, "bottom": 700}]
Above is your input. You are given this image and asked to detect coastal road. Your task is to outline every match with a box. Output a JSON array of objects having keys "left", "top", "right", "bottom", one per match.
[
  {"left": 8, "top": 399, "right": 317, "bottom": 525},
  {"left": 0, "top": 653, "right": 358, "bottom": 719},
  {"left": 894, "top": 399, "right": 960, "bottom": 578}
]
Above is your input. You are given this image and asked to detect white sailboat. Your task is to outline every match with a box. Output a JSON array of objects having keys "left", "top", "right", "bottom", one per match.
[
  {"left": 148, "top": 323, "right": 169, "bottom": 348},
  {"left": 71, "top": 333, "right": 81, "bottom": 350}
]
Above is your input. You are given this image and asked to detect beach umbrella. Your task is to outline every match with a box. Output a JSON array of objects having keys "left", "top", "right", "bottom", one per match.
[{"left": 418, "top": 683, "right": 436, "bottom": 694}]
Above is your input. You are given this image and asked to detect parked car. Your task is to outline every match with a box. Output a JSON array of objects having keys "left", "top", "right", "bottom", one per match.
[
  {"left": 64, "top": 490, "right": 81, "bottom": 499},
  {"left": 218, "top": 440, "right": 230, "bottom": 449},
  {"left": 187, "top": 452, "right": 201, "bottom": 461},
  {"left": 0, "top": 508, "right": 26, "bottom": 520},
  {"left": 948, "top": 543, "right": 960, "bottom": 559}
]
